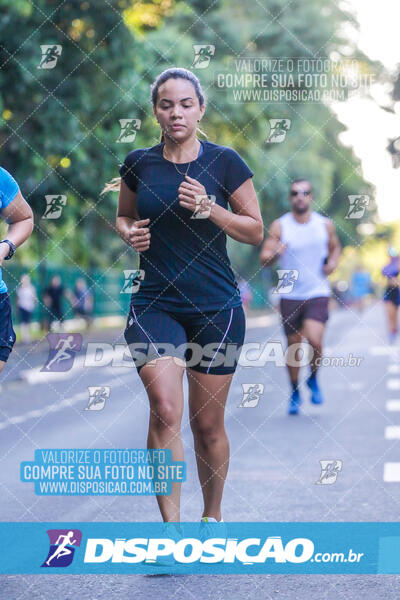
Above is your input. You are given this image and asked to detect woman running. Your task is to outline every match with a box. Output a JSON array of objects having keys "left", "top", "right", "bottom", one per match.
[
  {"left": 103, "top": 67, "right": 263, "bottom": 531},
  {"left": 382, "top": 246, "right": 400, "bottom": 344},
  {"left": 0, "top": 166, "right": 34, "bottom": 372}
]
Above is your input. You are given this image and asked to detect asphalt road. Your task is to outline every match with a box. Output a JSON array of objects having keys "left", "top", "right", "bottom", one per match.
[{"left": 1, "top": 300, "right": 400, "bottom": 598}]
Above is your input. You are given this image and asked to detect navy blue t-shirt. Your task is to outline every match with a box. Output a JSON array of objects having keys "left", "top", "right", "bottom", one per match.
[{"left": 119, "top": 139, "right": 254, "bottom": 313}]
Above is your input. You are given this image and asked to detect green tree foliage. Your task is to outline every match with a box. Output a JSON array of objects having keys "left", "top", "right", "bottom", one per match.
[
  {"left": 0, "top": 0, "right": 140, "bottom": 274},
  {"left": 0, "top": 0, "right": 382, "bottom": 305}
]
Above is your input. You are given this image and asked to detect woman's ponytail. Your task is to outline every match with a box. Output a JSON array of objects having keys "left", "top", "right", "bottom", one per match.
[{"left": 100, "top": 177, "right": 122, "bottom": 195}]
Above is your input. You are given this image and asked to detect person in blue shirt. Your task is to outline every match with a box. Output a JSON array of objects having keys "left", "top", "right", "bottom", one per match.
[
  {"left": 0, "top": 167, "right": 34, "bottom": 372},
  {"left": 350, "top": 264, "right": 371, "bottom": 313},
  {"left": 103, "top": 67, "right": 263, "bottom": 533}
]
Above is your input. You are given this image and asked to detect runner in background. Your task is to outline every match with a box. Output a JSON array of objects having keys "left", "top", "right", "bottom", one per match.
[
  {"left": 382, "top": 246, "right": 400, "bottom": 344},
  {"left": 350, "top": 264, "right": 371, "bottom": 313},
  {"left": 0, "top": 167, "right": 34, "bottom": 373},
  {"left": 67, "top": 278, "right": 94, "bottom": 330},
  {"left": 43, "top": 275, "right": 65, "bottom": 332},
  {"left": 259, "top": 178, "right": 341, "bottom": 415}
]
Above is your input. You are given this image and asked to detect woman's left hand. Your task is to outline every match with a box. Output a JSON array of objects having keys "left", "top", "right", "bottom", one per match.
[{"left": 178, "top": 175, "right": 209, "bottom": 214}]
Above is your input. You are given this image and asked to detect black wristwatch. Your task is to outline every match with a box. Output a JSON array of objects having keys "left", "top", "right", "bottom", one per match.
[{"left": 0, "top": 239, "right": 16, "bottom": 260}]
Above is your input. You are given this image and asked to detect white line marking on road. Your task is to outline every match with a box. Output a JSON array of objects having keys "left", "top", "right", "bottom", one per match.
[
  {"left": 19, "top": 347, "right": 134, "bottom": 385},
  {"left": 0, "top": 391, "right": 88, "bottom": 430},
  {"left": 387, "top": 379, "right": 400, "bottom": 390},
  {"left": 246, "top": 313, "right": 279, "bottom": 330},
  {"left": 384, "top": 463, "right": 400, "bottom": 482},
  {"left": 0, "top": 373, "right": 134, "bottom": 431},
  {"left": 370, "top": 346, "right": 400, "bottom": 360},
  {"left": 386, "top": 400, "right": 400, "bottom": 411},
  {"left": 350, "top": 381, "right": 364, "bottom": 391},
  {"left": 370, "top": 346, "right": 392, "bottom": 355},
  {"left": 388, "top": 365, "right": 400, "bottom": 374},
  {"left": 384, "top": 426, "right": 400, "bottom": 439}
]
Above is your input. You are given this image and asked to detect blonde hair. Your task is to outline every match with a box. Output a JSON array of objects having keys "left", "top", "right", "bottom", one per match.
[{"left": 101, "top": 176, "right": 124, "bottom": 195}]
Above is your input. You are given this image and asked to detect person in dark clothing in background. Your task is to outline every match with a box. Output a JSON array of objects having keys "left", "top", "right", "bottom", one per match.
[
  {"left": 43, "top": 275, "right": 65, "bottom": 332},
  {"left": 67, "top": 278, "right": 94, "bottom": 329}
]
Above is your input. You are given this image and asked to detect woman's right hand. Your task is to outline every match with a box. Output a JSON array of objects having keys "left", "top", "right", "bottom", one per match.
[{"left": 126, "top": 217, "right": 151, "bottom": 252}]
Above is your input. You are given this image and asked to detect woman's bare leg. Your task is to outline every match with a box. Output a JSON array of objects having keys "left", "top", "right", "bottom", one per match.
[
  {"left": 384, "top": 301, "right": 398, "bottom": 337},
  {"left": 139, "top": 357, "right": 185, "bottom": 522},
  {"left": 187, "top": 369, "right": 234, "bottom": 521}
]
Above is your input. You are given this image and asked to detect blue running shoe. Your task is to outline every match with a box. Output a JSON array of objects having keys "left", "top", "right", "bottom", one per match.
[
  {"left": 288, "top": 388, "right": 302, "bottom": 415},
  {"left": 306, "top": 374, "right": 324, "bottom": 404}
]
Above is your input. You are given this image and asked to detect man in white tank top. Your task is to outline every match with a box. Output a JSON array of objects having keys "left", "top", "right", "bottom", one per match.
[{"left": 259, "top": 179, "right": 341, "bottom": 415}]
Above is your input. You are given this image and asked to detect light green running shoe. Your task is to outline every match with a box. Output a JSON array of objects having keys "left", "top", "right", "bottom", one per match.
[
  {"left": 146, "top": 521, "right": 184, "bottom": 567},
  {"left": 199, "top": 516, "right": 227, "bottom": 543}
]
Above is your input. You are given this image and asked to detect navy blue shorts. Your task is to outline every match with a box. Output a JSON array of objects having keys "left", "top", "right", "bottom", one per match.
[
  {"left": 124, "top": 304, "right": 246, "bottom": 375},
  {"left": 383, "top": 286, "right": 400, "bottom": 306},
  {"left": 0, "top": 292, "right": 16, "bottom": 363}
]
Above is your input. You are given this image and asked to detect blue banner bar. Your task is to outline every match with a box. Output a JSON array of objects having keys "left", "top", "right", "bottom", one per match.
[{"left": 0, "top": 522, "right": 399, "bottom": 574}]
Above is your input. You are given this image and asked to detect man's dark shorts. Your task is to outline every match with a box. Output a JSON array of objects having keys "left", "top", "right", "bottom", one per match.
[
  {"left": 0, "top": 292, "right": 16, "bottom": 363},
  {"left": 279, "top": 296, "right": 330, "bottom": 336}
]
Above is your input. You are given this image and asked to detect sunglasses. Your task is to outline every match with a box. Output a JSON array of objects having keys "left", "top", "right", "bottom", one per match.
[{"left": 290, "top": 190, "right": 311, "bottom": 197}]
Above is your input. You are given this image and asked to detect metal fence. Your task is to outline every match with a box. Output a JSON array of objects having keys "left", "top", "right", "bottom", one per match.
[{"left": 2, "top": 263, "right": 131, "bottom": 324}]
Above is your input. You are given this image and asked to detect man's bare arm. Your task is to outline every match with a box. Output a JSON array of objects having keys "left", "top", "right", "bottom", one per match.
[
  {"left": 259, "top": 219, "right": 286, "bottom": 266},
  {"left": 323, "top": 219, "right": 341, "bottom": 275}
]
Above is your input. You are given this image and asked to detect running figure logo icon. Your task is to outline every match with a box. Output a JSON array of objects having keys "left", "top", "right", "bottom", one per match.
[
  {"left": 266, "top": 119, "right": 291, "bottom": 143},
  {"left": 316, "top": 460, "right": 343, "bottom": 485},
  {"left": 121, "top": 269, "right": 145, "bottom": 294},
  {"left": 274, "top": 270, "right": 299, "bottom": 294},
  {"left": 345, "top": 195, "right": 370, "bottom": 219},
  {"left": 42, "top": 195, "right": 67, "bottom": 219},
  {"left": 238, "top": 383, "right": 265, "bottom": 408},
  {"left": 37, "top": 45, "right": 62, "bottom": 69},
  {"left": 41, "top": 529, "right": 82, "bottom": 567},
  {"left": 116, "top": 119, "right": 141, "bottom": 143},
  {"left": 41, "top": 334, "right": 83, "bottom": 372},
  {"left": 85, "top": 386, "right": 110, "bottom": 411},
  {"left": 191, "top": 45, "right": 215, "bottom": 69}
]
